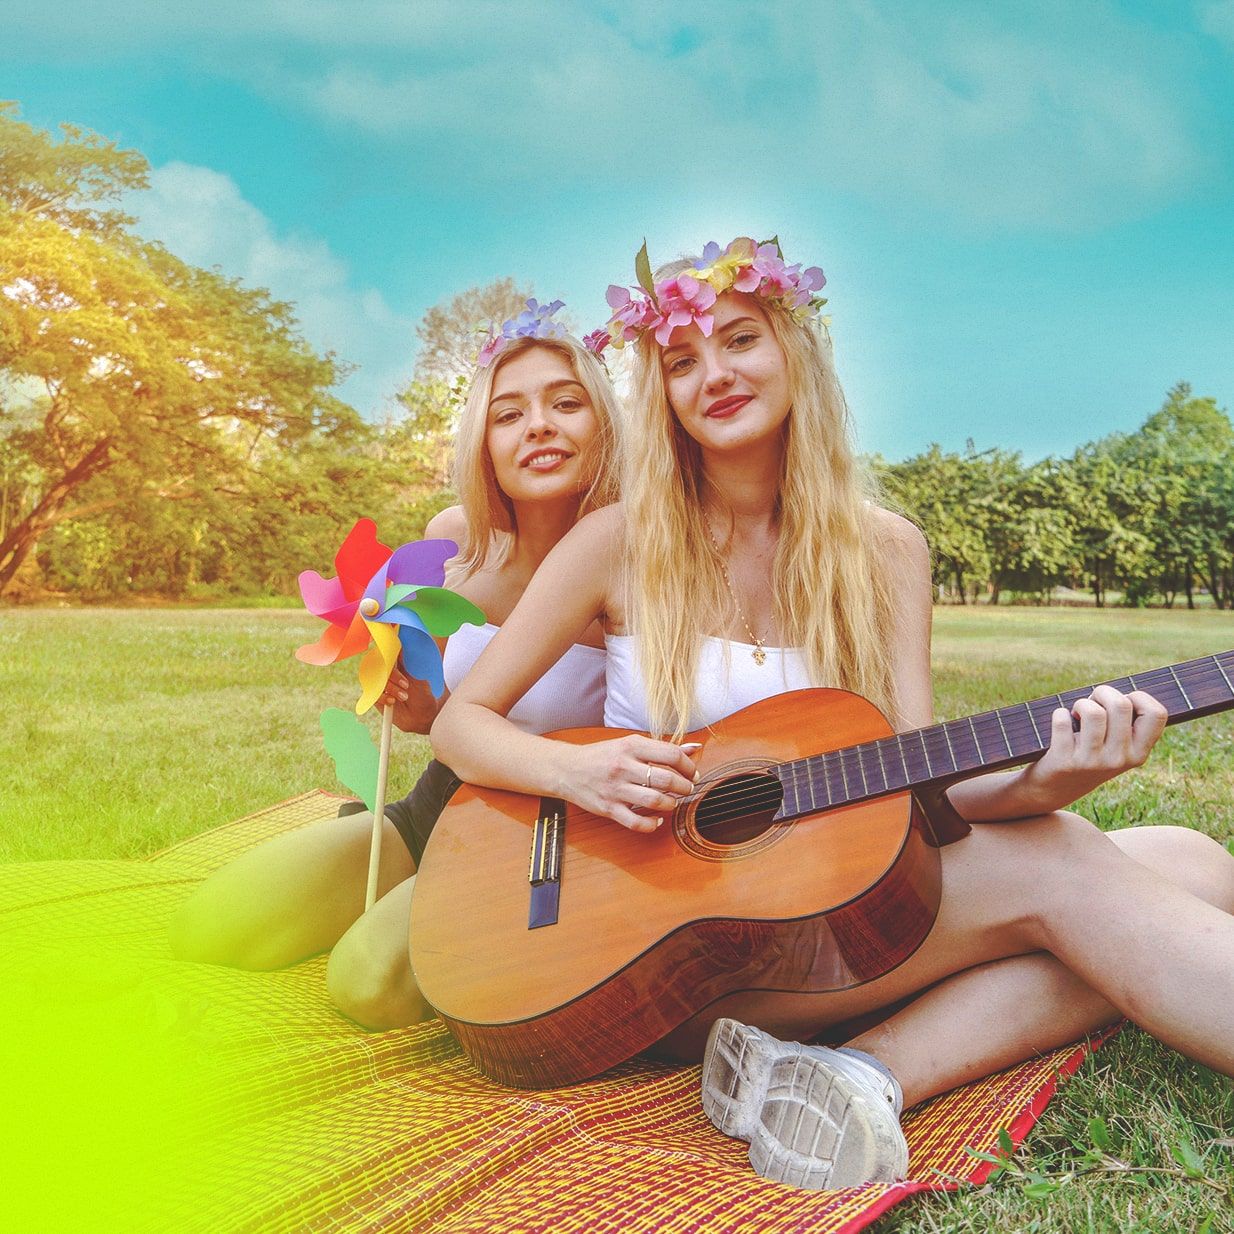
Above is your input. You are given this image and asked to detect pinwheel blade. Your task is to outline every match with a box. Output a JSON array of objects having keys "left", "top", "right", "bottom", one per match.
[
  {"left": 355, "top": 619, "right": 402, "bottom": 714},
  {"left": 401, "top": 586, "right": 487, "bottom": 637},
  {"left": 397, "top": 621, "right": 446, "bottom": 698},
  {"left": 382, "top": 583, "right": 418, "bottom": 609},
  {"left": 336, "top": 519, "right": 394, "bottom": 602},
  {"left": 319, "top": 708, "right": 379, "bottom": 811},
  {"left": 297, "top": 608, "right": 371, "bottom": 666},
  {"left": 385, "top": 539, "right": 458, "bottom": 589},
  {"left": 298, "top": 570, "right": 348, "bottom": 620}
]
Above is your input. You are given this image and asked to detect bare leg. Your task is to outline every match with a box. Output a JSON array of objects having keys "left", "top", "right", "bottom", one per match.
[
  {"left": 847, "top": 825, "right": 1234, "bottom": 1105},
  {"left": 169, "top": 811, "right": 414, "bottom": 969},
  {"left": 326, "top": 877, "right": 429, "bottom": 1030},
  {"left": 671, "top": 817, "right": 1234, "bottom": 1075}
]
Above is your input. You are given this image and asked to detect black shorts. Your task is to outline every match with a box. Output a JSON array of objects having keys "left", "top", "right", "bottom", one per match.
[{"left": 384, "top": 759, "right": 463, "bottom": 867}]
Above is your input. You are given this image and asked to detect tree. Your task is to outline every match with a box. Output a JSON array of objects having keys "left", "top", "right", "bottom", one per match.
[
  {"left": 0, "top": 105, "right": 364, "bottom": 596},
  {"left": 413, "top": 278, "right": 532, "bottom": 385}
]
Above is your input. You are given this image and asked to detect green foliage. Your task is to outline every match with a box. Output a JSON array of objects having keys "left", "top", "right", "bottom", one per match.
[{"left": 880, "top": 385, "right": 1234, "bottom": 608}]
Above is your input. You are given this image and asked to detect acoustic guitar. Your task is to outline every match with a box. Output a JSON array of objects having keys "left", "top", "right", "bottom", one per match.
[{"left": 410, "top": 650, "right": 1234, "bottom": 1089}]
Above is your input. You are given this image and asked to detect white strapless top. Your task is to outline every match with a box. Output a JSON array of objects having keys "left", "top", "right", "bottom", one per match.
[
  {"left": 603, "top": 634, "right": 814, "bottom": 732},
  {"left": 443, "top": 623, "right": 606, "bottom": 734}
]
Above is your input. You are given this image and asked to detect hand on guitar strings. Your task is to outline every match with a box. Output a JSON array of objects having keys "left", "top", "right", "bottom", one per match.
[
  {"left": 558, "top": 735, "right": 701, "bottom": 833},
  {"left": 1015, "top": 683, "right": 1168, "bottom": 814}
]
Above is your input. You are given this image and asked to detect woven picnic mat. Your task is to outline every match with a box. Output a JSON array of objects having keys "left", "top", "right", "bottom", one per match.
[{"left": 1, "top": 791, "right": 1111, "bottom": 1233}]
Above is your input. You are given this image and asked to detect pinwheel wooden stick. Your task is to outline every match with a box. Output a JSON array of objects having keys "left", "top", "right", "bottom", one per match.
[
  {"left": 297, "top": 519, "right": 485, "bottom": 911},
  {"left": 358, "top": 594, "right": 395, "bottom": 911}
]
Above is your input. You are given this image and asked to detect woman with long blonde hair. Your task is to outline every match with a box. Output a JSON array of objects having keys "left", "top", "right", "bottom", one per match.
[
  {"left": 431, "top": 239, "right": 1234, "bottom": 1189},
  {"left": 172, "top": 300, "right": 619, "bottom": 1029}
]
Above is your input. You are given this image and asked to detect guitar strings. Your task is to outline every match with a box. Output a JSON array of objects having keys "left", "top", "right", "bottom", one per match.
[{"left": 660, "top": 658, "right": 1234, "bottom": 826}]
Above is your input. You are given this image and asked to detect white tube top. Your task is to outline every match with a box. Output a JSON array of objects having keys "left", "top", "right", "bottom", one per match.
[
  {"left": 603, "top": 634, "right": 814, "bottom": 732},
  {"left": 443, "top": 623, "right": 606, "bottom": 734}
]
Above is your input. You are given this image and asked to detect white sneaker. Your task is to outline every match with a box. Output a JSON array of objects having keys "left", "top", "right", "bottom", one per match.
[{"left": 700, "top": 1017, "right": 909, "bottom": 1190}]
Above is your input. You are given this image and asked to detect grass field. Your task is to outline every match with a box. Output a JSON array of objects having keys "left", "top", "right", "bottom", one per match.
[{"left": 2, "top": 605, "right": 1232, "bottom": 1230}]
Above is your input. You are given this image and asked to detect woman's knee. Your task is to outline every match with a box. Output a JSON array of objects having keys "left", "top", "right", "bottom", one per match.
[
  {"left": 326, "top": 918, "right": 427, "bottom": 1031},
  {"left": 1110, "top": 824, "right": 1234, "bottom": 912}
]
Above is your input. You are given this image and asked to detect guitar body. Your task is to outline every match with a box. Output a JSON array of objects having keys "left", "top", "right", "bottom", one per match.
[{"left": 411, "top": 688, "right": 943, "bottom": 1089}]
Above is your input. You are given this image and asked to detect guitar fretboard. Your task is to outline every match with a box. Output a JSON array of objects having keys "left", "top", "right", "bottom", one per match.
[{"left": 772, "top": 650, "right": 1234, "bottom": 821}]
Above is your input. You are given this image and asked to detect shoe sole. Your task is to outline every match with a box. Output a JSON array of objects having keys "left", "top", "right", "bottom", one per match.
[{"left": 701, "top": 1018, "right": 909, "bottom": 1190}]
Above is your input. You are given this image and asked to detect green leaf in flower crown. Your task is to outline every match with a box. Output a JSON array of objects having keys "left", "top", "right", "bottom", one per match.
[
  {"left": 758, "top": 234, "right": 782, "bottom": 256},
  {"left": 404, "top": 586, "right": 487, "bottom": 637},
  {"left": 635, "top": 239, "right": 658, "bottom": 305},
  {"left": 320, "top": 707, "right": 379, "bottom": 811}
]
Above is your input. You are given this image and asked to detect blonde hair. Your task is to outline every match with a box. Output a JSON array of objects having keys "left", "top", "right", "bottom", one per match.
[
  {"left": 623, "top": 268, "right": 900, "bottom": 738},
  {"left": 452, "top": 335, "right": 620, "bottom": 575}
]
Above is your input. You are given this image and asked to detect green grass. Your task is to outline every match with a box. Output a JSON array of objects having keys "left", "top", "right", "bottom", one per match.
[
  {"left": 2, "top": 605, "right": 1232, "bottom": 1230},
  {"left": 0, "top": 608, "right": 432, "bottom": 861}
]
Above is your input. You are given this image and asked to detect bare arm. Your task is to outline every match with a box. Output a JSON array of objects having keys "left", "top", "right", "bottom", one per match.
[
  {"left": 431, "top": 508, "right": 698, "bottom": 831},
  {"left": 877, "top": 514, "right": 1169, "bottom": 822},
  {"left": 378, "top": 506, "right": 467, "bottom": 734}
]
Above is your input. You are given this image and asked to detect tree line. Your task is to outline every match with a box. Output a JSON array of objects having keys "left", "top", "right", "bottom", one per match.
[
  {"left": 879, "top": 384, "right": 1234, "bottom": 607},
  {"left": 2, "top": 106, "right": 1231, "bottom": 607}
]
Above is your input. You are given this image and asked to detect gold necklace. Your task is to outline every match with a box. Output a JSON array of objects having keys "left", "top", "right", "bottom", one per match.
[{"left": 704, "top": 519, "right": 769, "bottom": 666}]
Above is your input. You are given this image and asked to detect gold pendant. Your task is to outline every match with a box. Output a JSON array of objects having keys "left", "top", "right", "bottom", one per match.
[{"left": 752, "top": 646, "right": 767, "bottom": 667}]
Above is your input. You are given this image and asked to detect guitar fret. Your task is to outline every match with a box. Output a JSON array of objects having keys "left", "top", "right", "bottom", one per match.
[
  {"left": 966, "top": 715, "right": 982, "bottom": 762},
  {"left": 857, "top": 745, "right": 870, "bottom": 795},
  {"left": 896, "top": 733, "right": 910, "bottom": 787},
  {"left": 942, "top": 723, "right": 957, "bottom": 766},
  {"left": 1025, "top": 701, "right": 1042, "bottom": 746},
  {"left": 1214, "top": 655, "right": 1234, "bottom": 695},
  {"left": 1168, "top": 664, "right": 1193, "bottom": 709},
  {"left": 881, "top": 738, "right": 908, "bottom": 791},
  {"left": 806, "top": 762, "right": 817, "bottom": 811},
  {"left": 916, "top": 729, "right": 932, "bottom": 777},
  {"left": 995, "top": 709, "right": 1013, "bottom": 756}
]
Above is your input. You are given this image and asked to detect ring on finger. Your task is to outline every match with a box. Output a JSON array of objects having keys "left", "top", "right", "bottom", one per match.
[{"left": 643, "top": 763, "right": 654, "bottom": 789}]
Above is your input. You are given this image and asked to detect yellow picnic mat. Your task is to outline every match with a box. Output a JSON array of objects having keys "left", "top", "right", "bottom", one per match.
[{"left": 1, "top": 791, "right": 1111, "bottom": 1233}]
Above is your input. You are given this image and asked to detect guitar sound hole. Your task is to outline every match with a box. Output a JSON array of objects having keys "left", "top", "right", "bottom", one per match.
[{"left": 694, "top": 772, "right": 783, "bottom": 846}]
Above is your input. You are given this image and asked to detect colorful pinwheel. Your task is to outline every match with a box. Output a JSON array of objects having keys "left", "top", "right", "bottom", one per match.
[{"left": 296, "top": 518, "right": 484, "bottom": 907}]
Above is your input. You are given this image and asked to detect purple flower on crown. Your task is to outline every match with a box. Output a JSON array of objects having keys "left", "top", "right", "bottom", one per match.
[{"left": 477, "top": 298, "right": 569, "bottom": 367}]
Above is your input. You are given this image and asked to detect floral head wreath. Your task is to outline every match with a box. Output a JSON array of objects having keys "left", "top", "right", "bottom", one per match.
[
  {"left": 477, "top": 298, "right": 609, "bottom": 368},
  {"left": 600, "top": 236, "right": 827, "bottom": 351}
]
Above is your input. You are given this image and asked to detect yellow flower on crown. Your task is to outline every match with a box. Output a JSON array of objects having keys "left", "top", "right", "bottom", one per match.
[{"left": 689, "top": 237, "right": 759, "bottom": 292}]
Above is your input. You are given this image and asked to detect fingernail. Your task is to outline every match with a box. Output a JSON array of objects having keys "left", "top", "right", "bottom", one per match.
[
  {"left": 693, "top": 771, "right": 701, "bottom": 784},
  {"left": 682, "top": 742, "right": 703, "bottom": 751},
  {"left": 655, "top": 817, "right": 664, "bottom": 828}
]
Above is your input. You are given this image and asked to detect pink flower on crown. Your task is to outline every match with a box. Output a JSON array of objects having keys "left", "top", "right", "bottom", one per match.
[
  {"left": 582, "top": 328, "right": 611, "bottom": 356},
  {"left": 651, "top": 274, "right": 718, "bottom": 345},
  {"left": 750, "top": 243, "right": 827, "bottom": 307},
  {"left": 605, "top": 285, "right": 659, "bottom": 347},
  {"left": 477, "top": 333, "right": 508, "bottom": 367}
]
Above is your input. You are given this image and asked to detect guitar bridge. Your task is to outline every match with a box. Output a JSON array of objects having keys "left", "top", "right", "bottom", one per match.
[{"left": 527, "top": 798, "right": 565, "bottom": 929}]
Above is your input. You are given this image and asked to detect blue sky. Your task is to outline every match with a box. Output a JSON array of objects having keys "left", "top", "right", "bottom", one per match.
[{"left": 4, "top": 0, "right": 1233, "bottom": 461}]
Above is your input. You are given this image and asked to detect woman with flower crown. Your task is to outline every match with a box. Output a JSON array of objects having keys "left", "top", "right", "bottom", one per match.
[
  {"left": 171, "top": 301, "right": 620, "bottom": 1029},
  {"left": 431, "top": 238, "right": 1234, "bottom": 1190}
]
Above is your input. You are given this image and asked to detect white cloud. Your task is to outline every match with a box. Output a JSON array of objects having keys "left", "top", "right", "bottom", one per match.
[
  {"left": 263, "top": 1, "right": 1210, "bottom": 230},
  {"left": 7, "top": 0, "right": 1222, "bottom": 230},
  {"left": 129, "top": 163, "right": 414, "bottom": 416}
]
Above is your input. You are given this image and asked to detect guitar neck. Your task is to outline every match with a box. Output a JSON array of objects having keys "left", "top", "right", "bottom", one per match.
[{"left": 772, "top": 650, "right": 1234, "bottom": 821}]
